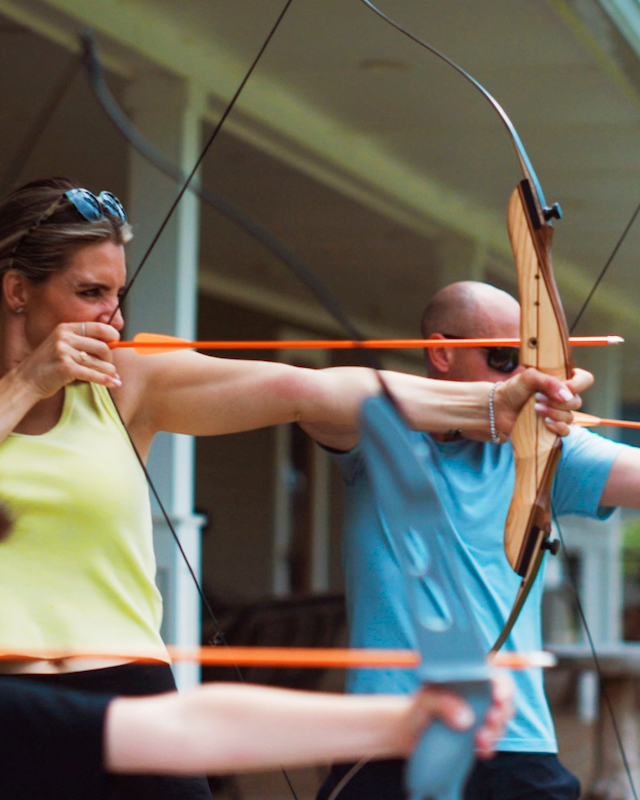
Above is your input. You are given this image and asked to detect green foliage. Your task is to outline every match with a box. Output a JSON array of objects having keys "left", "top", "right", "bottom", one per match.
[{"left": 623, "top": 517, "right": 640, "bottom": 578}]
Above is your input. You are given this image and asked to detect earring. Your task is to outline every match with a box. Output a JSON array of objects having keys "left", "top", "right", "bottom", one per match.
[{"left": 15, "top": 307, "right": 24, "bottom": 314}]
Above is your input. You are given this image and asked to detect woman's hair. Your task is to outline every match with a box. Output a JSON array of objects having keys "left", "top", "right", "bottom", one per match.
[{"left": 0, "top": 177, "right": 133, "bottom": 285}]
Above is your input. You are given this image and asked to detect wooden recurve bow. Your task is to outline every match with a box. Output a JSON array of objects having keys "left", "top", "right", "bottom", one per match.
[
  {"left": 82, "top": 22, "right": 491, "bottom": 800},
  {"left": 494, "top": 178, "right": 572, "bottom": 651},
  {"left": 358, "top": 0, "right": 572, "bottom": 655}
]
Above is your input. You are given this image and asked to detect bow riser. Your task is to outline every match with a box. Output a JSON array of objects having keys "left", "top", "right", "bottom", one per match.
[
  {"left": 504, "top": 182, "right": 574, "bottom": 574},
  {"left": 492, "top": 181, "right": 573, "bottom": 651},
  {"left": 512, "top": 182, "right": 573, "bottom": 377}
]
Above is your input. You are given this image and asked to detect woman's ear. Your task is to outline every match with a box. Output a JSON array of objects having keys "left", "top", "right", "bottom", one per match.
[{"left": 2, "top": 270, "right": 29, "bottom": 313}]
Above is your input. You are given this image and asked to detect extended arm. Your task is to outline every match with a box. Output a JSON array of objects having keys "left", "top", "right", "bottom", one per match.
[
  {"left": 116, "top": 348, "right": 591, "bottom": 456},
  {"left": 2, "top": 319, "right": 589, "bottom": 457},
  {"left": 105, "top": 677, "right": 513, "bottom": 775},
  {"left": 301, "top": 366, "right": 591, "bottom": 451},
  {"left": 120, "top": 350, "right": 499, "bottom": 446}
]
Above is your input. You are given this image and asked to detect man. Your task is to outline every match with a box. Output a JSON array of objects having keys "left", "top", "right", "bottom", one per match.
[{"left": 308, "top": 282, "right": 640, "bottom": 800}]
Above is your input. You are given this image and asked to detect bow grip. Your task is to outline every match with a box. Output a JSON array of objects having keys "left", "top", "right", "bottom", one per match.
[{"left": 406, "top": 679, "right": 493, "bottom": 800}]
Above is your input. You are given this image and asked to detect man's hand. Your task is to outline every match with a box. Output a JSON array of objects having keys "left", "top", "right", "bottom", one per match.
[{"left": 493, "top": 368, "right": 593, "bottom": 440}]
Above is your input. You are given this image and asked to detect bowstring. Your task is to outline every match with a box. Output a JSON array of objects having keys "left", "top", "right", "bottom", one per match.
[
  {"left": 85, "top": 6, "right": 404, "bottom": 800},
  {"left": 570, "top": 200, "right": 640, "bottom": 333},
  {"left": 552, "top": 507, "right": 639, "bottom": 800},
  {"left": 111, "top": 0, "right": 296, "bottom": 313},
  {"left": 557, "top": 190, "right": 640, "bottom": 794},
  {"left": 96, "top": 5, "right": 297, "bottom": 637},
  {"left": 82, "top": 0, "right": 407, "bottom": 655},
  {"left": 0, "top": 55, "right": 83, "bottom": 552},
  {"left": 325, "top": 758, "right": 371, "bottom": 800},
  {"left": 1, "top": 55, "right": 82, "bottom": 191},
  {"left": 358, "top": 2, "right": 640, "bottom": 795},
  {"left": 92, "top": 4, "right": 303, "bottom": 798},
  {"left": 80, "top": 33, "right": 375, "bottom": 350},
  {"left": 556, "top": 14, "right": 640, "bottom": 796}
]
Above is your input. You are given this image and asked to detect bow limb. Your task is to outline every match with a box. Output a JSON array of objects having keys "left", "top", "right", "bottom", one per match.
[
  {"left": 359, "top": 396, "right": 492, "bottom": 800},
  {"left": 493, "top": 180, "right": 573, "bottom": 651},
  {"left": 357, "top": 2, "right": 639, "bottom": 796},
  {"left": 356, "top": 0, "right": 573, "bottom": 653}
]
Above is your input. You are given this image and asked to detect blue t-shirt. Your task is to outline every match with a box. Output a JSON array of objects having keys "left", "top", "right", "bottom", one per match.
[{"left": 334, "top": 426, "right": 625, "bottom": 752}]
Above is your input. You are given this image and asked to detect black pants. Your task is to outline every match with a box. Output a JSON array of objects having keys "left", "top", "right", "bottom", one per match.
[
  {"left": 317, "top": 753, "right": 580, "bottom": 800},
  {"left": 8, "top": 662, "right": 212, "bottom": 800},
  {"left": 0, "top": 677, "right": 111, "bottom": 800}
]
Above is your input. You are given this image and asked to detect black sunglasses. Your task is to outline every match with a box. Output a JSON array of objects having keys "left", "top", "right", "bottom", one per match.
[{"left": 441, "top": 334, "right": 519, "bottom": 374}]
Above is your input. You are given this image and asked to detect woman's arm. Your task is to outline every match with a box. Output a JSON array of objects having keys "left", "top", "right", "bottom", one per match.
[
  {"left": 115, "top": 346, "right": 591, "bottom": 455},
  {"left": 302, "top": 366, "right": 591, "bottom": 450},
  {"left": 104, "top": 676, "right": 513, "bottom": 775},
  {"left": 0, "top": 320, "right": 120, "bottom": 444},
  {"left": 117, "top": 349, "right": 497, "bottom": 444},
  {"left": 0, "top": 368, "right": 43, "bottom": 444}
]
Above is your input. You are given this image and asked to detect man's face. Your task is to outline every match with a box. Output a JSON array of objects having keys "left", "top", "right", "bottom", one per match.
[{"left": 437, "top": 298, "right": 524, "bottom": 383}]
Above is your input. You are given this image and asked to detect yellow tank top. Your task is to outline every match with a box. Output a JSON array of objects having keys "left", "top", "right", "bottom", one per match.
[{"left": 0, "top": 381, "right": 169, "bottom": 661}]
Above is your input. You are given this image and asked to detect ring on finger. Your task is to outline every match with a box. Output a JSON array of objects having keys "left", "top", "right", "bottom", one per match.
[{"left": 81, "top": 322, "right": 86, "bottom": 337}]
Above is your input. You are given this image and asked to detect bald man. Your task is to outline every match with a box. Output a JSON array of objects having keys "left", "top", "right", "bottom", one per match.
[{"left": 310, "top": 282, "right": 640, "bottom": 800}]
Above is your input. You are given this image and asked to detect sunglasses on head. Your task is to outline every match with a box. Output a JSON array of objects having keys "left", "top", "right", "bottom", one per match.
[
  {"left": 6, "top": 188, "right": 127, "bottom": 268},
  {"left": 441, "top": 334, "right": 519, "bottom": 374},
  {"left": 65, "top": 188, "right": 127, "bottom": 223}
]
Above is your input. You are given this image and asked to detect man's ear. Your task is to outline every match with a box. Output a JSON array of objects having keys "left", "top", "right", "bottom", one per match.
[
  {"left": 2, "top": 270, "right": 30, "bottom": 313},
  {"left": 424, "top": 333, "right": 454, "bottom": 376}
]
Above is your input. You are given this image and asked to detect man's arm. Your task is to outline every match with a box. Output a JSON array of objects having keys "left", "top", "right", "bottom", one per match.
[
  {"left": 104, "top": 677, "right": 513, "bottom": 775},
  {"left": 600, "top": 448, "right": 640, "bottom": 508}
]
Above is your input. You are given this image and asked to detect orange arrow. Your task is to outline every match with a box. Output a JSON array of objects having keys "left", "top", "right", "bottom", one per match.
[
  {"left": 0, "top": 645, "right": 417, "bottom": 668},
  {"left": 0, "top": 644, "right": 555, "bottom": 669},
  {"left": 573, "top": 411, "right": 640, "bottom": 430},
  {"left": 109, "top": 332, "right": 624, "bottom": 355}
]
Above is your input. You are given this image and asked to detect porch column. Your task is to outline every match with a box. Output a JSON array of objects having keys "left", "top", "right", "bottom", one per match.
[{"left": 124, "top": 73, "right": 206, "bottom": 688}]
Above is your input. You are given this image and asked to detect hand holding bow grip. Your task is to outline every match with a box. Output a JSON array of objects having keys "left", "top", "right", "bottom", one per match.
[{"left": 360, "top": 395, "right": 492, "bottom": 800}]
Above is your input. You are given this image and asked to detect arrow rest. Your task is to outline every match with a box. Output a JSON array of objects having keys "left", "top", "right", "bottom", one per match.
[
  {"left": 541, "top": 538, "right": 561, "bottom": 556},
  {"left": 544, "top": 203, "right": 562, "bottom": 222}
]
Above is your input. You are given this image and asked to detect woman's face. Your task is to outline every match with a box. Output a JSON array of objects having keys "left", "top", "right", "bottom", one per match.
[{"left": 22, "top": 240, "right": 126, "bottom": 346}]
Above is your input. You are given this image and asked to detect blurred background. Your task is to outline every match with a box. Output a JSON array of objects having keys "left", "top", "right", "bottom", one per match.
[{"left": 3, "top": 0, "right": 640, "bottom": 795}]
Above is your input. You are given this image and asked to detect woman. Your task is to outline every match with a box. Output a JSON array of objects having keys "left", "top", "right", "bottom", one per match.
[{"left": 0, "top": 178, "right": 588, "bottom": 798}]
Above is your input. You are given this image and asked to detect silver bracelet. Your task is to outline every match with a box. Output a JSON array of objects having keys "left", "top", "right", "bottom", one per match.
[{"left": 489, "top": 382, "right": 504, "bottom": 444}]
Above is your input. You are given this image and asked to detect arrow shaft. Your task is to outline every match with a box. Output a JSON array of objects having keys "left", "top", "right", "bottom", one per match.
[
  {"left": 596, "top": 418, "right": 640, "bottom": 430},
  {"left": 0, "top": 646, "right": 418, "bottom": 668},
  {"left": 109, "top": 335, "right": 622, "bottom": 352},
  {"left": 573, "top": 411, "right": 640, "bottom": 430},
  {"left": 0, "top": 644, "right": 552, "bottom": 669}
]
